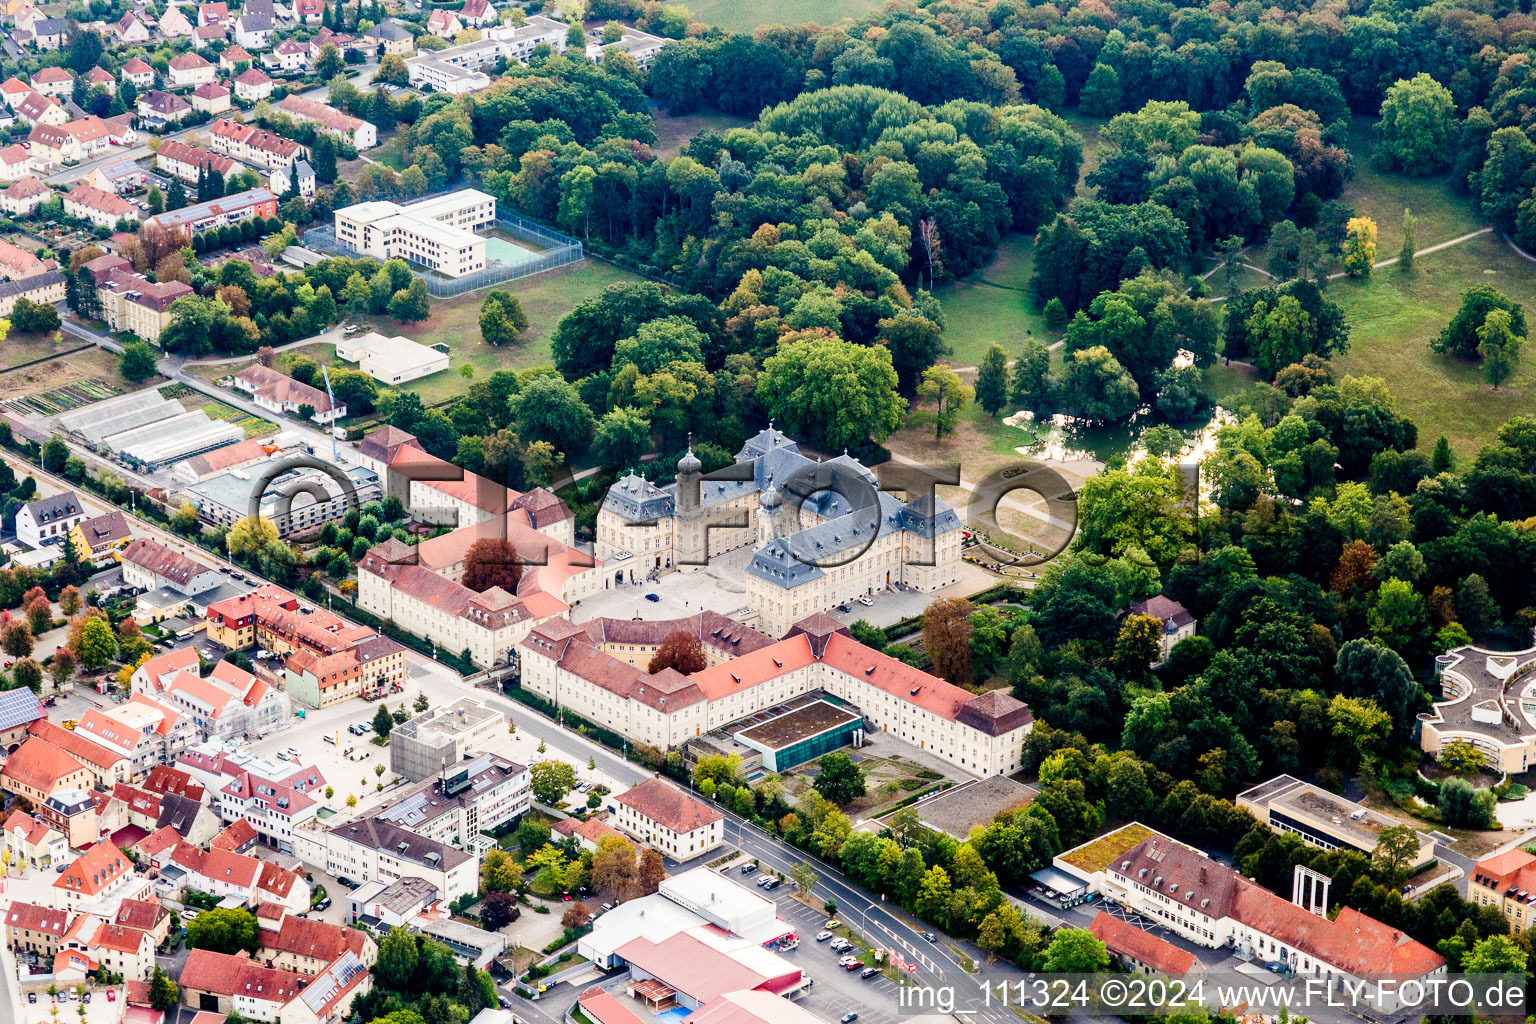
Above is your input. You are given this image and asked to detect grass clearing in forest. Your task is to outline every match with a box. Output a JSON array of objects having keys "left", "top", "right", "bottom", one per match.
[
  {"left": 683, "top": 0, "right": 881, "bottom": 33},
  {"left": 933, "top": 234, "right": 1056, "bottom": 368}
]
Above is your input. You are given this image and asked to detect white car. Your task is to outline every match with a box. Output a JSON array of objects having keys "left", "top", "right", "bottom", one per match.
[
  {"left": 815, "top": 931, "right": 833, "bottom": 942},
  {"left": 856, "top": 595, "right": 874, "bottom": 606},
  {"left": 276, "top": 751, "right": 292, "bottom": 760}
]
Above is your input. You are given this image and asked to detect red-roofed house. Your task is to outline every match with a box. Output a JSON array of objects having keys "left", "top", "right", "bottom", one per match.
[
  {"left": 121, "top": 58, "right": 154, "bottom": 88},
  {"left": 2, "top": 808, "right": 67, "bottom": 870},
  {"left": 3, "top": 900, "right": 70, "bottom": 955},
  {"left": 1470, "top": 848, "right": 1536, "bottom": 934},
  {"left": 177, "top": 949, "right": 307, "bottom": 1019},
  {"left": 552, "top": 815, "right": 625, "bottom": 853},
  {"left": 54, "top": 841, "right": 136, "bottom": 910},
  {"left": 168, "top": 52, "right": 216, "bottom": 89},
  {"left": 258, "top": 914, "right": 376, "bottom": 976},
  {"left": 89, "top": 921, "right": 155, "bottom": 980},
  {"left": 29, "top": 719, "right": 135, "bottom": 787},
  {"left": 1088, "top": 911, "right": 1199, "bottom": 975},
  {"left": 0, "top": 736, "right": 91, "bottom": 802},
  {"left": 612, "top": 776, "right": 723, "bottom": 862}
]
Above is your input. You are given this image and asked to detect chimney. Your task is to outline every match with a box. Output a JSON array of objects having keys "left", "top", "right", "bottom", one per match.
[{"left": 1199, "top": 867, "right": 1207, "bottom": 885}]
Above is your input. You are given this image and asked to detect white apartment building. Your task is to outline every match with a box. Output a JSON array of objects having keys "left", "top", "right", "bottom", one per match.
[
  {"left": 521, "top": 613, "right": 1034, "bottom": 777},
  {"left": 121, "top": 537, "right": 222, "bottom": 596},
  {"left": 373, "top": 753, "right": 529, "bottom": 848},
  {"left": 333, "top": 189, "right": 495, "bottom": 277},
  {"left": 611, "top": 776, "right": 723, "bottom": 862},
  {"left": 73, "top": 696, "right": 197, "bottom": 779},
  {"left": 15, "top": 490, "right": 85, "bottom": 549},
  {"left": 405, "top": 15, "right": 568, "bottom": 93},
  {"left": 308, "top": 816, "right": 478, "bottom": 902}
]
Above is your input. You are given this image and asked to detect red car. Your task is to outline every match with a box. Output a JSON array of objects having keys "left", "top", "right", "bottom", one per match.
[
  {"left": 561, "top": 891, "right": 572, "bottom": 902},
  {"left": 106, "top": 991, "right": 116, "bottom": 1003}
]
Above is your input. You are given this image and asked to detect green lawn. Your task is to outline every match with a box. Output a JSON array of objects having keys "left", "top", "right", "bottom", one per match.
[
  {"left": 1340, "top": 116, "right": 1486, "bottom": 256},
  {"left": 650, "top": 106, "right": 752, "bottom": 159},
  {"left": 348, "top": 259, "right": 648, "bottom": 405},
  {"left": 1326, "top": 231, "right": 1536, "bottom": 459},
  {"left": 934, "top": 233, "right": 1056, "bottom": 367},
  {"left": 683, "top": 0, "right": 880, "bottom": 32}
]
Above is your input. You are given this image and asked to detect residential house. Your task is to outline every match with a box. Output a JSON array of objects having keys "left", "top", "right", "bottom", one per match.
[
  {"left": 28, "top": 65, "right": 71, "bottom": 97},
  {"left": 198, "top": 2, "right": 229, "bottom": 26},
  {"left": 15, "top": 90, "right": 66, "bottom": 127},
  {"left": 3, "top": 902, "right": 70, "bottom": 956},
  {"left": 113, "top": 898, "right": 170, "bottom": 947},
  {"left": 264, "top": 38, "right": 307, "bottom": 72},
  {"left": 190, "top": 82, "right": 232, "bottom": 115},
  {"left": 0, "top": 687, "right": 44, "bottom": 753},
  {"left": 233, "top": 363, "right": 346, "bottom": 423},
  {"left": 133, "top": 648, "right": 291, "bottom": 741},
  {"left": 426, "top": 10, "right": 461, "bottom": 37},
  {"left": 257, "top": 912, "right": 376, "bottom": 976},
  {"left": 85, "top": 67, "right": 115, "bottom": 94},
  {"left": 88, "top": 158, "right": 148, "bottom": 195},
  {"left": 0, "top": 238, "right": 49, "bottom": 279},
  {"left": 214, "top": 760, "right": 324, "bottom": 855},
  {"left": 292, "top": 0, "right": 324, "bottom": 24},
  {"left": 0, "top": 143, "right": 30, "bottom": 180},
  {"left": 74, "top": 696, "right": 196, "bottom": 779},
  {"left": 269, "top": 158, "right": 314, "bottom": 198},
  {"left": 138, "top": 90, "right": 193, "bottom": 129},
  {"left": 88, "top": 921, "right": 156, "bottom": 981},
  {"left": 1470, "top": 848, "right": 1536, "bottom": 935},
  {"left": 111, "top": 11, "right": 151, "bottom": 45},
  {"left": 69, "top": 510, "right": 132, "bottom": 565},
  {"left": 157, "top": 140, "right": 243, "bottom": 185},
  {"left": 29, "top": 17, "right": 65, "bottom": 50},
  {"left": 220, "top": 44, "right": 254, "bottom": 71},
  {"left": 53, "top": 841, "right": 135, "bottom": 911},
  {"left": 0, "top": 174, "right": 47, "bottom": 216},
  {"left": 169, "top": 53, "right": 217, "bottom": 89},
  {"left": 277, "top": 95, "right": 375, "bottom": 149},
  {"left": 551, "top": 815, "right": 624, "bottom": 853},
  {"left": 208, "top": 117, "right": 305, "bottom": 168},
  {"left": 179, "top": 947, "right": 371, "bottom": 1024},
  {"left": 121, "top": 537, "right": 221, "bottom": 595},
  {"left": 158, "top": 4, "right": 194, "bottom": 38},
  {"left": 63, "top": 182, "right": 137, "bottom": 226},
  {"left": 15, "top": 489, "right": 85, "bottom": 548},
  {"left": 2, "top": 809, "right": 68, "bottom": 870},
  {"left": 611, "top": 776, "right": 724, "bottom": 861},
  {"left": 147, "top": 186, "right": 278, "bottom": 241},
  {"left": 363, "top": 20, "right": 414, "bottom": 56},
  {"left": 458, "top": 0, "right": 497, "bottom": 26},
  {"left": 121, "top": 58, "right": 154, "bottom": 88},
  {"left": 193, "top": 23, "right": 227, "bottom": 48},
  {"left": 31, "top": 118, "right": 118, "bottom": 166},
  {"left": 28, "top": 719, "right": 134, "bottom": 789},
  {"left": 234, "top": 8, "right": 274, "bottom": 49},
  {"left": 0, "top": 76, "right": 29, "bottom": 107},
  {"left": 0, "top": 268, "right": 62, "bottom": 315}
]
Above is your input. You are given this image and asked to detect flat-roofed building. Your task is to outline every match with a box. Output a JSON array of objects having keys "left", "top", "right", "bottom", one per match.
[
  {"left": 334, "top": 331, "right": 449, "bottom": 384},
  {"left": 333, "top": 189, "right": 495, "bottom": 278},
  {"left": 374, "top": 753, "right": 529, "bottom": 847},
  {"left": 179, "top": 463, "right": 379, "bottom": 536},
  {"left": 389, "top": 698, "right": 503, "bottom": 782},
  {"left": 1236, "top": 775, "right": 1436, "bottom": 872},
  {"left": 1420, "top": 643, "right": 1536, "bottom": 773}
]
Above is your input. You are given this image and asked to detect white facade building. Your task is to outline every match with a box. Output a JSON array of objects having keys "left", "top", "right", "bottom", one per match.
[{"left": 333, "top": 190, "right": 496, "bottom": 278}]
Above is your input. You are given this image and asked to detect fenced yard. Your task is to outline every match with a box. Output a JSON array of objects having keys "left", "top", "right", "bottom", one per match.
[{"left": 304, "top": 206, "right": 584, "bottom": 298}]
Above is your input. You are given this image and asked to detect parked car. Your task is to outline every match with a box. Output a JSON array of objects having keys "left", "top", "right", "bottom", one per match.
[
  {"left": 841, "top": 1014, "right": 857, "bottom": 1023},
  {"left": 756, "top": 875, "right": 772, "bottom": 886},
  {"left": 824, "top": 920, "right": 840, "bottom": 929},
  {"left": 27, "top": 993, "right": 35, "bottom": 1004},
  {"left": 740, "top": 863, "right": 756, "bottom": 874},
  {"left": 106, "top": 991, "right": 115, "bottom": 1002},
  {"left": 843, "top": 961, "right": 862, "bottom": 972},
  {"left": 645, "top": 593, "right": 660, "bottom": 602},
  {"left": 860, "top": 967, "right": 879, "bottom": 980},
  {"left": 815, "top": 931, "right": 833, "bottom": 942},
  {"left": 337, "top": 877, "right": 357, "bottom": 889},
  {"left": 277, "top": 750, "right": 292, "bottom": 760},
  {"left": 763, "top": 879, "right": 780, "bottom": 890},
  {"left": 314, "top": 898, "right": 331, "bottom": 911},
  {"left": 181, "top": 910, "right": 198, "bottom": 920},
  {"left": 838, "top": 956, "right": 860, "bottom": 967},
  {"left": 82, "top": 992, "right": 91, "bottom": 1003}
]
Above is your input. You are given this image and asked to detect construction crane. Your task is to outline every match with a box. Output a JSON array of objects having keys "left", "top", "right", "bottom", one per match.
[{"left": 320, "top": 364, "right": 339, "bottom": 464}]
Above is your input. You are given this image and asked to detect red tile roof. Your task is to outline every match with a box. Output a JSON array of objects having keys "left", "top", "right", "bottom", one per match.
[
  {"left": 1088, "top": 911, "right": 1198, "bottom": 974},
  {"left": 5, "top": 901, "right": 69, "bottom": 935},
  {"left": 614, "top": 777, "right": 722, "bottom": 834},
  {"left": 179, "top": 949, "right": 305, "bottom": 1002},
  {"left": 1, "top": 736, "right": 87, "bottom": 792},
  {"left": 55, "top": 841, "right": 131, "bottom": 897}
]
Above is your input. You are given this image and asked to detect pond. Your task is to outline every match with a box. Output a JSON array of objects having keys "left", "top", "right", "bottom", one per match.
[{"left": 1003, "top": 406, "right": 1229, "bottom": 469}]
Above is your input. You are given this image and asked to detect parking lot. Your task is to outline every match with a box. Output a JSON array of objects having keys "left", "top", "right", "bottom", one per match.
[{"left": 772, "top": 893, "right": 906, "bottom": 1024}]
